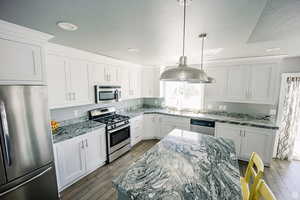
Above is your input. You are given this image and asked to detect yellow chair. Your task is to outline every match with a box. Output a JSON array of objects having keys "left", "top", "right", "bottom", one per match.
[
  {"left": 240, "top": 152, "right": 264, "bottom": 200},
  {"left": 253, "top": 179, "right": 277, "bottom": 200}
]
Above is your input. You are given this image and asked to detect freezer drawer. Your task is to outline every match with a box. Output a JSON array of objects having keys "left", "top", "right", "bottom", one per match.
[{"left": 0, "top": 166, "right": 59, "bottom": 200}]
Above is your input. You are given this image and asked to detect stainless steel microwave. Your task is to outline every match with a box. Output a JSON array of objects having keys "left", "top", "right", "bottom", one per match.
[{"left": 95, "top": 85, "right": 121, "bottom": 103}]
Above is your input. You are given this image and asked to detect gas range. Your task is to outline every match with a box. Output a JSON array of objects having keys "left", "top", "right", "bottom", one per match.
[
  {"left": 89, "top": 107, "right": 131, "bottom": 163},
  {"left": 93, "top": 114, "right": 130, "bottom": 131}
]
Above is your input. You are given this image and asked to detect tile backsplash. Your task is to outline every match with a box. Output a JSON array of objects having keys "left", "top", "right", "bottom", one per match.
[{"left": 50, "top": 98, "right": 164, "bottom": 122}]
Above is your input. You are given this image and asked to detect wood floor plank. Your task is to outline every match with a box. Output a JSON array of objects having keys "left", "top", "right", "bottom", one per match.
[{"left": 60, "top": 139, "right": 300, "bottom": 200}]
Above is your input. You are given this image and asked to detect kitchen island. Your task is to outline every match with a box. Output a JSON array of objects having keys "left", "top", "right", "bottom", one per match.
[{"left": 113, "top": 129, "right": 242, "bottom": 200}]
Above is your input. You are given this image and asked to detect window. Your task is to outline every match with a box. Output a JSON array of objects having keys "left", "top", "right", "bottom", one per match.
[{"left": 163, "top": 82, "right": 204, "bottom": 111}]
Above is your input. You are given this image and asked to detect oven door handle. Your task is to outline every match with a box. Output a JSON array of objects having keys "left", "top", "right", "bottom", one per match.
[{"left": 107, "top": 124, "right": 130, "bottom": 134}]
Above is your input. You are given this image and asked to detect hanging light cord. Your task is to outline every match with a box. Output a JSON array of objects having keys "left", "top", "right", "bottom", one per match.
[
  {"left": 201, "top": 35, "right": 204, "bottom": 70},
  {"left": 182, "top": 0, "right": 187, "bottom": 57}
]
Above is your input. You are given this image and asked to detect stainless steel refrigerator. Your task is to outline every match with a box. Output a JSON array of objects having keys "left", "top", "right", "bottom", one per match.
[{"left": 0, "top": 86, "right": 59, "bottom": 200}]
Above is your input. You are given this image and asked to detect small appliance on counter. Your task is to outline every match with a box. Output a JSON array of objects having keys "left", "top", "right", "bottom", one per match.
[
  {"left": 94, "top": 85, "right": 121, "bottom": 103},
  {"left": 89, "top": 107, "right": 130, "bottom": 163}
]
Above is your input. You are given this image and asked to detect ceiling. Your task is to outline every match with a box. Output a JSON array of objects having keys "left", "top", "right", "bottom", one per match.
[{"left": 1, "top": 0, "right": 300, "bottom": 66}]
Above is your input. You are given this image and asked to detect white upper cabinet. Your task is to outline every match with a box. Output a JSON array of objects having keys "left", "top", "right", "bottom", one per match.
[
  {"left": 248, "top": 64, "right": 276, "bottom": 104},
  {"left": 90, "top": 63, "right": 120, "bottom": 85},
  {"left": 123, "top": 67, "right": 141, "bottom": 99},
  {"left": 47, "top": 55, "right": 69, "bottom": 108},
  {"left": 204, "top": 62, "right": 279, "bottom": 105},
  {"left": 226, "top": 66, "right": 248, "bottom": 101},
  {"left": 46, "top": 54, "right": 91, "bottom": 109},
  {"left": 141, "top": 68, "right": 160, "bottom": 98},
  {"left": 205, "top": 67, "right": 228, "bottom": 101},
  {"left": 0, "top": 39, "right": 44, "bottom": 83},
  {"left": 0, "top": 20, "right": 53, "bottom": 84},
  {"left": 68, "top": 60, "right": 90, "bottom": 105}
]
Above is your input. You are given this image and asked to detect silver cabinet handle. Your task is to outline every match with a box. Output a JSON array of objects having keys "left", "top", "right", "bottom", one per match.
[
  {"left": 244, "top": 131, "right": 246, "bottom": 137},
  {"left": 81, "top": 141, "right": 85, "bottom": 149},
  {"left": 239, "top": 130, "right": 242, "bottom": 137},
  {"left": 0, "top": 101, "right": 12, "bottom": 166},
  {"left": 85, "top": 139, "right": 88, "bottom": 147}
]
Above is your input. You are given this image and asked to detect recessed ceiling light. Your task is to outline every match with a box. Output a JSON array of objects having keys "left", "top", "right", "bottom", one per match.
[
  {"left": 57, "top": 21, "right": 78, "bottom": 31},
  {"left": 266, "top": 47, "right": 280, "bottom": 52},
  {"left": 128, "top": 48, "right": 139, "bottom": 52}
]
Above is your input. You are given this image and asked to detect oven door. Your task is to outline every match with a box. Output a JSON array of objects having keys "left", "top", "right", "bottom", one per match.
[{"left": 108, "top": 125, "right": 130, "bottom": 154}]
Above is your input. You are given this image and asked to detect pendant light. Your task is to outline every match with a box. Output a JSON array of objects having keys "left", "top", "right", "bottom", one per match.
[{"left": 160, "top": 0, "right": 214, "bottom": 83}]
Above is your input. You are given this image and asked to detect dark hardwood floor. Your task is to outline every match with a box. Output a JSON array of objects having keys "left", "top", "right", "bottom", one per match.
[{"left": 60, "top": 140, "right": 300, "bottom": 200}]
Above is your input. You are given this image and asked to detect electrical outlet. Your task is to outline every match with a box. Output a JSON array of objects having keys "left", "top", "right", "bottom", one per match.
[{"left": 269, "top": 109, "right": 277, "bottom": 115}]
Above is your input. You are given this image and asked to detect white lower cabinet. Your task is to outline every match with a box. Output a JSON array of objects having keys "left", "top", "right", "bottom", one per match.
[
  {"left": 130, "top": 115, "right": 144, "bottom": 146},
  {"left": 53, "top": 128, "right": 106, "bottom": 191},
  {"left": 143, "top": 114, "right": 160, "bottom": 139},
  {"left": 215, "top": 122, "right": 276, "bottom": 165},
  {"left": 159, "top": 116, "right": 190, "bottom": 139}
]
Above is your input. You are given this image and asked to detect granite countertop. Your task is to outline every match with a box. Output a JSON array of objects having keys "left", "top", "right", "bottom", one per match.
[
  {"left": 122, "top": 108, "right": 279, "bottom": 130},
  {"left": 113, "top": 129, "right": 242, "bottom": 200},
  {"left": 52, "top": 120, "right": 106, "bottom": 144}
]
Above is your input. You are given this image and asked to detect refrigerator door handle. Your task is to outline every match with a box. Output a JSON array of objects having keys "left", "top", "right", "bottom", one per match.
[
  {"left": 0, "top": 100, "right": 11, "bottom": 166},
  {"left": 0, "top": 166, "right": 52, "bottom": 197}
]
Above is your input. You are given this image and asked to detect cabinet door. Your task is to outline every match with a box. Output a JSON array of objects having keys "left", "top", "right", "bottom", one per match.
[
  {"left": 91, "top": 63, "right": 106, "bottom": 84},
  {"left": 55, "top": 137, "right": 86, "bottom": 188},
  {"left": 0, "top": 38, "right": 43, "bottom": 82},
  {"left": 141, "top": 68, "right": 160, "bottom": 98},
  {"left": 215, "top": 123, "right": 242, "bottom": 156},
  {"left": 226, "top": 66, "right": 248, "bottom": 100},
  {"left": 120, "top": 68, "right": 130, "bottom": 99},
  {"left": 205, "top": 67, "right": 228, "bottom": 101},
  {"left": 143, "top": 114, "right": 157, "bottom": 139},
  {"left": 130, "top": 116, "right": 143, "bottom": 146},
  {"left": 47, "top": 54, "right": 69, "bottom": 108},
  {"left": 85, "top": 129, "right": 106, "bottom": 172},
  {"left": 240, "top": 128, "right": 274, "bottom": 164},
  {"left": 68, "top": 60, "right": 91, "bottom": 105},
  {"left": 160, "top": 123, "right": 176, "bottom": 139},
  {"left": 105, "top": 65, "right": 120, "bottom": 85},
  {"left": 130, "top": 69, "right": 141, "bottom": 98},
  {"left": 249, "top": 64, "right": 275, "bottom": 104}
]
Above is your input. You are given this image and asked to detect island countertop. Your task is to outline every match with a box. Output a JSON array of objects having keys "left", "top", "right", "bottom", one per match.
[{"left": 113, "top": 129, "right": 242, "bottom": 200}]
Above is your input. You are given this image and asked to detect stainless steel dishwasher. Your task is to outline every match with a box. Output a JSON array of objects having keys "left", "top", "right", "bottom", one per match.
[{"left": 190, "top": 119, "right": 215, "bottom": 136}]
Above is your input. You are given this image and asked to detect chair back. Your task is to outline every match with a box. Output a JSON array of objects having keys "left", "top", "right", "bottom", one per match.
[
  {"left": 245, "top": 152, "right": 265, "bottom": 199},
  {"left": 253, "top": 179, "right": 277, "bottom": 200}
]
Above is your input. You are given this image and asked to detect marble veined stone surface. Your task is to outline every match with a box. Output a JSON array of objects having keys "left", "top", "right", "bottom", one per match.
[{"left": 113, "top": 129, "right": 242, "bottom": 200}]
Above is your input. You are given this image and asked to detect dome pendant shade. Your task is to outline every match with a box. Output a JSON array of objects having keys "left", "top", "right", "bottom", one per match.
[{"left": 160, "top": 56, "right": 212, "bottom": 82}]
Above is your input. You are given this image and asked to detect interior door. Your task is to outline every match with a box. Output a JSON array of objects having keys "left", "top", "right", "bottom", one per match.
[{"left": 0, "top": 86, "right": 53, "bottom": 182}]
